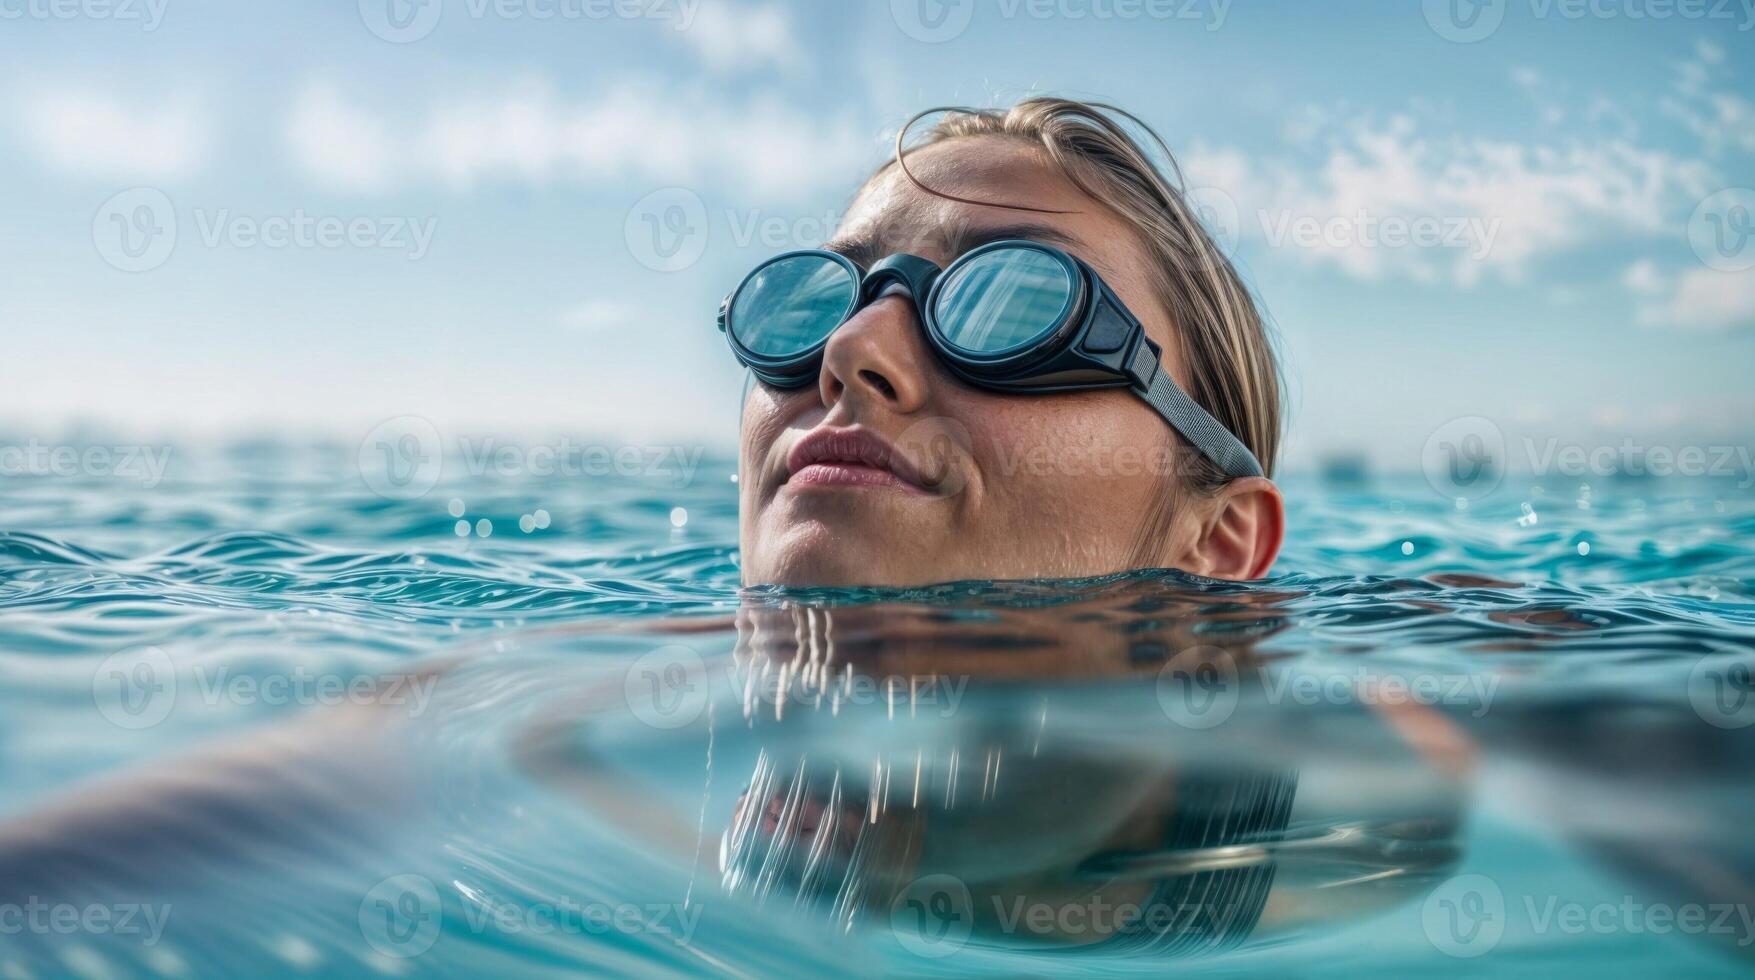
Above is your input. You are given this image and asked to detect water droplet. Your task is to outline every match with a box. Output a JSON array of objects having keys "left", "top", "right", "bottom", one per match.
[
  {"left": 1400, "top": 541, "right": 1414, "bottom": 556},
  {"left": 475, "top": 518, "right": 492, "bottom": 537},
  {"left": 453, "top": 520, "right": 470, "bottom": 537},
  {"left": 670, "top": 507, "right": 688, "bottom": 528},
  {"left": 519, "top": 514, "right": 535, "bottom": 533},
  {"left": 729, "top": 473, "right": 739, "bottom": 483},
  {"left": 534, "top": 508, "right": 551, "bottom": 529},
  {"left": 1577, "top": 541, "right": 1590, "bottom": 556},
  {"left": 448, "top": 498, "right": 465, "bottom": 518}
]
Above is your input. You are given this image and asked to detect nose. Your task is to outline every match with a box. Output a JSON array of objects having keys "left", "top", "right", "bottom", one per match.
[{"left": 816, "top": 292, "right": 932, "bottom": 417}]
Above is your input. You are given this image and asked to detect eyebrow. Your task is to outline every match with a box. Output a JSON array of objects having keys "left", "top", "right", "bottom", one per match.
[{"left": 823, "top": 222, "right": 1086, "bottom": 269}]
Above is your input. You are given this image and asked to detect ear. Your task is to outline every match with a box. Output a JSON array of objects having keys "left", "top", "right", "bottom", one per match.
[{"left": 1183, "top": 477, "right": 1284, "bottom": 581}]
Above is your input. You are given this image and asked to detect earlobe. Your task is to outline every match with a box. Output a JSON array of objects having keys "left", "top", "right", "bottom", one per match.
[{"left": 1189, "top": 477, "right": 1285, "bottom": 581}]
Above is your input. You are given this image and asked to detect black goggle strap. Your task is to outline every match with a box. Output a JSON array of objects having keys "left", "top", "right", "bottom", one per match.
[{"left": 1127, "top": 340, "right": 1265, "bottom": 480}]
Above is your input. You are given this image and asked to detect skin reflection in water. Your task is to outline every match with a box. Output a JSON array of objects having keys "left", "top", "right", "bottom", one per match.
[{"left": 702, "top": 595, "right": 1473, "bottom": 955}]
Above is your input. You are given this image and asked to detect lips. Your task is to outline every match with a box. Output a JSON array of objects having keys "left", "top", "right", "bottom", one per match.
[{"left": 785, "top": 427, "right": 931, "bottom": 493}]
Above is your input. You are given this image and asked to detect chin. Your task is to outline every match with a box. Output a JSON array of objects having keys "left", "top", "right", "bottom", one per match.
[{"left": 741, "top": 520, "right": 929, "bottom": 588}]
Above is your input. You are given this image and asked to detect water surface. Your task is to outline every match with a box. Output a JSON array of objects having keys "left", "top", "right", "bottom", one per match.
[{"left": 2, "top": 441, "right": 1752, "bottom": 977}]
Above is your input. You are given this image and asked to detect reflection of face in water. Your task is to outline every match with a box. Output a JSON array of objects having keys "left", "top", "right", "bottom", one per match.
[{"left": 715, "top": 603, "right": 1470, "bottom": 955}]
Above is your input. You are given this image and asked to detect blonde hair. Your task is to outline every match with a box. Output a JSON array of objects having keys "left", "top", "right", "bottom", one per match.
[{"left": 870, "top": 98, "right": 1282, "bottom": 495}]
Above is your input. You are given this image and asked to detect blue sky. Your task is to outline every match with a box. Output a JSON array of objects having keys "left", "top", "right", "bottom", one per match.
[{"left": 1, "top": 0, "right": 1750, "bottom": 473}]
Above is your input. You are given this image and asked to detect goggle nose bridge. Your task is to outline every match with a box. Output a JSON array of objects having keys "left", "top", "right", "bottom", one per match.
[{"left": 855, "top": 253, "right": 942, "bottom": 314}]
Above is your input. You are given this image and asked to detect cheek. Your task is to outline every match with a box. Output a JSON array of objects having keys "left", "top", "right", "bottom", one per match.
[
  {"left": 738, "top": 385, "right": 793, "bottom": 473},
  {"left": 970, "top": 394, "right": 1168, "bottom": 519}
]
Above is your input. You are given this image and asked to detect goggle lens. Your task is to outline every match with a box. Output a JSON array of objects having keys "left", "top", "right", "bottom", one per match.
[
  {"left": 729, "top": 253, "right": 858, "bottom": 359},
  {"left": 931, "top": 247, "right": 1075, "bottom": 355}
]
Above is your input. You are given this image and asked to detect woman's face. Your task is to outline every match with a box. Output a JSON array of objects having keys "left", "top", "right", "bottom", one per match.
[{"left": 739, "top": 138, "right": 1219, "bottom": 587}]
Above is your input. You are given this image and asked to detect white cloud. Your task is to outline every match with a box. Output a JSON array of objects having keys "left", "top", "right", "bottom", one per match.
[
  {"left": 1637, "top": 267, "right": 1755, "bottom": 331},
  {"left": 1510, "top": 67, "right": 1566, "bottom": 126},
  {"left": 1660, "top": 40, "right": 1755, "bottom": 156},
  {"left": 286, "top": 82, "right": 393, "bottom": 193},
  {"left": 1187, "top": 108, "right": 1717, "bottom": 287},
  {"left": 286, "top": 78, "right": 871, "bottom": 198},
  {"left": 17, "top": 88, "right": 208, "bottom": 180},
  {"left": 559, "top": 299, "right": 634, "bottom": 332},
  {"left": 673, "top": 1, "right": 801, "bottom": 74},
  {"left": 1622, "top": 258, "right": 1666, "bottom": 296}
]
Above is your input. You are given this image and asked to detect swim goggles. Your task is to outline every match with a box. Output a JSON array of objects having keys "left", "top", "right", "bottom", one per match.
[{"left": 717, "top": 239, "right": 1264, "bottom": 480}]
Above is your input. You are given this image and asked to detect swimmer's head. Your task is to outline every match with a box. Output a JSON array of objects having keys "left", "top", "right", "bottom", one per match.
[{"left": 737, "top": 97, "right": 1284, "bottom": 587}]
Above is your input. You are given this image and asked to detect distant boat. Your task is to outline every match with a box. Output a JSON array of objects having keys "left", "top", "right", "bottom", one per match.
[{"left": 1319, "top": 452, "right": 1372, "bottom": 488}]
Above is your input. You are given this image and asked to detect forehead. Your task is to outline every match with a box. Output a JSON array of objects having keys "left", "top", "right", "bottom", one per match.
[{"left": 830, "top": 138, "right": 1146, "bottom": 285}]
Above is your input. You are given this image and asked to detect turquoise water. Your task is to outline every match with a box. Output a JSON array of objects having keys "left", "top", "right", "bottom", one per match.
[{"left": 3, "top": 441, "right": 1753, "bottom": 977}]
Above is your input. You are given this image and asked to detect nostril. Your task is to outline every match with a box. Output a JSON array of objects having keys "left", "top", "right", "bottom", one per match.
[{"left": 858, "top": 370, "right": 897, "bottom": 400}]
